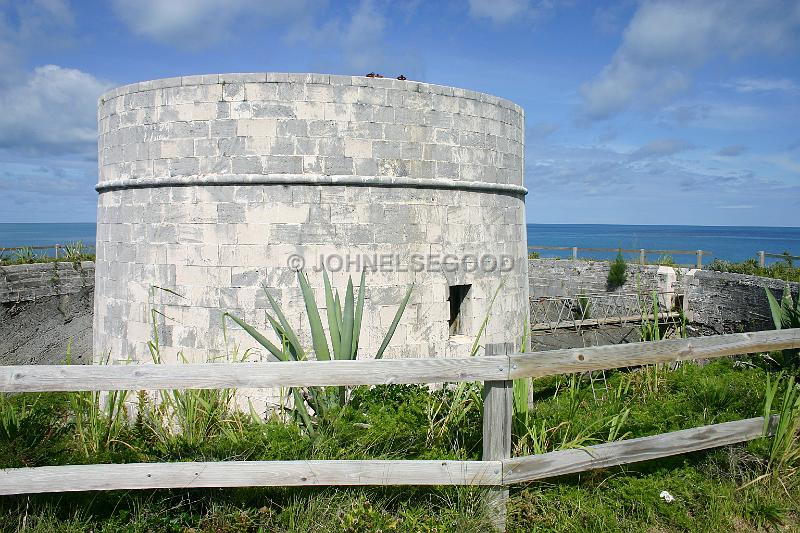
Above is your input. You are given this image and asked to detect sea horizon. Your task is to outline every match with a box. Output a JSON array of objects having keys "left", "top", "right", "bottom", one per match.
[{"left": 2, "top": 222, "right": 799, "bottom": 264}]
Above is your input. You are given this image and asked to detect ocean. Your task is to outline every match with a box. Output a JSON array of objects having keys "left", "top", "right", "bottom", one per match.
[
  {"left": 1, "top": 223, "right": 798, "bottom": 264},
  {"left": 526, "top": 224, "right": 800, "bottom": 264}
]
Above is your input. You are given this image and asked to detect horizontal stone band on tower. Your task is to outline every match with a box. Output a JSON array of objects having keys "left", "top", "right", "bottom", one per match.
[{"left": 95, "top": 174, "right": 529, "bottom": 194}]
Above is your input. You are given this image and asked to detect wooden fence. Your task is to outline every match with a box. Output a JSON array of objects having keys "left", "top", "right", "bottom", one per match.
[
  {"left": 2, "top": 328, "right": 799, "bottom": 530},
  {"left": 758, "top": 251, "right": 800, "bottom": 268},
  {"left": 529, "top": 246, "right": 711, "bottom": 268},
  {"left": 0, "top": 243, "right": 95, "bottom": 259}
]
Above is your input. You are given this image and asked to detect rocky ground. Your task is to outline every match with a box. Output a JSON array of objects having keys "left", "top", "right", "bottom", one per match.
[{"left": 0, "top": 289, "right": 93, "bottom": 365}]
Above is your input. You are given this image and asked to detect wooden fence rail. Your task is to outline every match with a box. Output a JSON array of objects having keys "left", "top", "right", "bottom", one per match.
[
  {"left": 0, "top": 243, "right": 95, "bottom": 258},
  {"left": 2, "top": 328, "right": 799, "bottom": 531},
  {"left": 3, "top": 329, "right": 796, "bottom": 392},
  {"left": 758, "top": 251, "right": 800, "bottom": 267},
  {"left": 529, "top": 245, "right": 711, "bottom": 268}
]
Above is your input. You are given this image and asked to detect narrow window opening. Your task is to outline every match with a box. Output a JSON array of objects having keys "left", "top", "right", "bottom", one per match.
[{"left": 448, "top": 284, "right": 471, "bottom": 336}]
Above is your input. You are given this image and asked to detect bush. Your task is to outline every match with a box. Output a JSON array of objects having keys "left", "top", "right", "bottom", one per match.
[
  {"left": 708, "top": 257, "right": 800, "bottom": 283},
  {"left": 607, "top": 250, "right": 627, "bottom": 289}
]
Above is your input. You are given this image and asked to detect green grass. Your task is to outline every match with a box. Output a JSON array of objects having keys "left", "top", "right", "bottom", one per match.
[{"left": 0, "top": 360, "right": 798, "bottom": 531}]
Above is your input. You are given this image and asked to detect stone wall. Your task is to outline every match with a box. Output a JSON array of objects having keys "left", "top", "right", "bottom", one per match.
[
  {"left": 95, "top": 73, "right": 529, "bottom": 364},
  {"left": 0, "top": 261, "right": 94, "bottom": 304},
  {"left": 687, "top": 270, "right": 799, "bottom": 334},
  {"left": 528, "top": 258, "right": 800, "bottom": 334},
  {"left": 528, "top": 258, "right": 679, "bottom": 298}
]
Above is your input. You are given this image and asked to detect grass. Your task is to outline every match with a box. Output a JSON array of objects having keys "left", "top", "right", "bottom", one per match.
[
  {"left": 1, "top": 357, "right": 798, "bottom": 531},
  {"left": 1, "top": 277, "right": 797, "bottom": 531}
]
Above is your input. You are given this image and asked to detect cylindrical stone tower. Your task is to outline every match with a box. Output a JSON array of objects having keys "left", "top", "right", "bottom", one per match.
[{"left": 94, "top": 73, "right": 528, "bottom": 364}]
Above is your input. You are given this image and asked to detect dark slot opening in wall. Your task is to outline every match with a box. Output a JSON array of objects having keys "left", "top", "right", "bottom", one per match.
[{"left": 448, "top": 284, "right": 471, "bottom": 336}]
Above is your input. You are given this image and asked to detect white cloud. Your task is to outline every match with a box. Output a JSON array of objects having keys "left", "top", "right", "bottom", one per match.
[
  {"left": 0, "top": 0, "right": 76, "bottom": 84},
  {"left": 527, "top": 121, "right": 559, "bottom": 139},
  {"left": 0, "top": 2, "right": 112, "bottom": 157},
  {"left": 581, "top": 0, "right": 800, "bottom": 120},
  {"left": 468, "top": 0, "right": 528, "bottom": 23},
  {"left": 337, "top": 0, "right": 388, "bottom": 72},
  {"left": 111, "top": 0, "right": 316, "bottom": 49},
  {"left": 0, "top": 65, "right": 111, "bottom": 156},
  {"left": 629, "top": 138, "right": 694, "bottom": 160},
  {"left": 526, "top": 141, "right": 783, "bottom": 201},
  {"left": 467, "top": 0, "right": 555, "bottom": 24},
  {"left": 726, "top": 77, "right": 799, "bottom": 93},
  {"left": 716, "top": 144, "right": 746, "bottom": 157}
]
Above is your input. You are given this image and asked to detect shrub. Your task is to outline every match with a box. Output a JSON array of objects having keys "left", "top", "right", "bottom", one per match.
[{"left": 607, "top": 250, "right": 627, "bottom": 289}]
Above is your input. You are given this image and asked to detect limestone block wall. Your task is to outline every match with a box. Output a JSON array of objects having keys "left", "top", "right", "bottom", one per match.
[
  {"left": 527, "top": 259, "right": 676, "bottom": 298},
  {"left": 686, "top": 271, "right": 799, "bottom": 334},
  {"left": 1, "top": 262, "right": 94, "bottom": 304},
  {"left": 95, "top": 73, "right": 528, "bottom": 364},
  {"left": 528, "top": 258, "right": 800, "bottom": 334}
]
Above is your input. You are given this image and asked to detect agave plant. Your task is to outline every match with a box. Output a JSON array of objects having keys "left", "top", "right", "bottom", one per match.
[
  {"left": 63, "top": 241, "right": 87, "bottom": 262},
  {"left": 13, "top": 246, "right": 37, "bottom": 264},
  {"left": 765, "top": 285, "right": 800, "bottom": 368},
  {"left": 225, "top": 269, "right": 413, "bottom": 435}
]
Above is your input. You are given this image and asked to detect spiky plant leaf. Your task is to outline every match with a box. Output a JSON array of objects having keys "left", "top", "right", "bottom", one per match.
[
  {"left": 265, "top": 314, "right": 301, "bottom": 361},
  {"left": 297, "top": 271, "right": 331, "bottom": 361},
  {"left": 224, "top": 312, "right": 287, "bottom": 361},
  {"left": 334, "top": 291, "right": 343, "bottom": 341},
  {"left": 352, "top": 269, "right": 366, "bottom": 357},
  {"left": 375, "top": 283, "right": 414, "bottom": 359},
  {"left": 262, "top": 286, "right": 306, "bottom": 360},
  {"left": 340, "top": 278, "right": 355, "bottom": 360},
  {"left": 766, "top": 287, "right": 785, "bottom": 330},
  {"left": 322, "top": 269, "right": 341, "bottom": 359}
]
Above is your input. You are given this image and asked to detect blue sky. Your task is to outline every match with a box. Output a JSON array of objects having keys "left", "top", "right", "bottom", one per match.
[{"left": 0, "top": 0, "right": 798, "bottom": 226}]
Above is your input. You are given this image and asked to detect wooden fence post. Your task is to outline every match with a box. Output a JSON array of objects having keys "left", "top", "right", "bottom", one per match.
[
  {"left": 696, "top": 250, "right": 703, "bottom": 269},
  {"left": 571, "top": 246, "right": 578, "bottom": 260},
  {"left": 639, "top": 249, "right": 646, "bottom": 265},
  {"left": 759, "top": 251, "right": 765, "bottom": 268},
  {"left": 483, "top": 342, "right": 513, "bottom": 531},
  {"left": 54, "top": 244, "right": 60, "bottom": 259}
]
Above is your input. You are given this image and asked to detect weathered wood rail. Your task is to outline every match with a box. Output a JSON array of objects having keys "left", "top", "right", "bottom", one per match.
[
  {"left": 529, "top": 245, "right": 711, "bottom": 268},
  {"left": 2, "top": 328, "right": 799, "bottom": 531},
  {"left": 0, "top": 243, "right": 95, "bottom": 258},
  {"left": 758, "top": 250, "right": 800, "bottom": 267}
]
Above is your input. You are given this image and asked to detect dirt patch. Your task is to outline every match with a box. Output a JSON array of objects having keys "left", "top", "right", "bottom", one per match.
[{"left": 0, "top": 289, "right": 93, "bottom": 365}]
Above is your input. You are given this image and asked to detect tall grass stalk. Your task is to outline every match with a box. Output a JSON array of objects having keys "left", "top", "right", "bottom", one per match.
[
  {"left": 0, "top": 393, "right": 37, "bottom": 440},
  {"left": 66, "top": 342, "right": 129, "bottom": 458},
  {"left": 762, "top": 373, "right": 800, "bottom": 479},
  {"left": 428, "top": 280, "right": 506, "bottom": 446},
  {"left": 143, "top": 309, "right": 248, "bottom": 452}
]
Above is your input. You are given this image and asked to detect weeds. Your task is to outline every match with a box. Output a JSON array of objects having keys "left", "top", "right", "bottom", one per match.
[
  {"left": 762, "top": 373, "right": 800, "bottom": 481},
  {"left": 710, "top": 257, "right": 800, "bottom": 283},
  {"left": 0, "top": 242, "right": 95, "bottom": 266}
]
